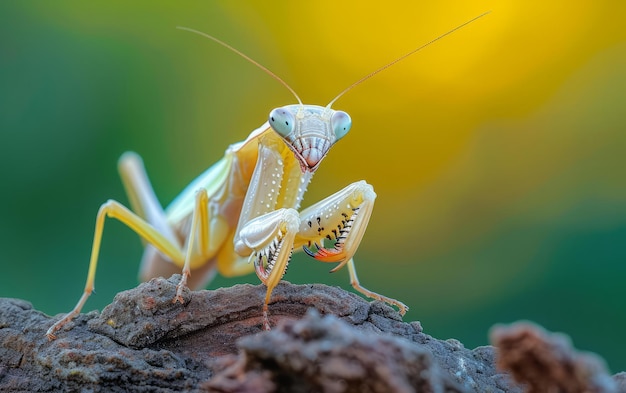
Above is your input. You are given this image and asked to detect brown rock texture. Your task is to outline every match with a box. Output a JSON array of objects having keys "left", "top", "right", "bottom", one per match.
[
  {"left": 491, "top": 321, "right": 621, "bottom": 393},
  {"left": 0, "top": 275, "right": 623, "bottom": 392}
]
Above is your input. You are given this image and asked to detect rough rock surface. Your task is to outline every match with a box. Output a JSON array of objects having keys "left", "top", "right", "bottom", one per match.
[
  {"left": 0, "top": 275, "right": 622, "bottom": 392},
  {"left": 491, "top": 322, "right": 620, "bottom": 393}
]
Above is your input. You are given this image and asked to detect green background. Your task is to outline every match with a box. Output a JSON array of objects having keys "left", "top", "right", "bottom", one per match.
[{"left": 2, "top": 1, "right": 625, "bottom": 372}]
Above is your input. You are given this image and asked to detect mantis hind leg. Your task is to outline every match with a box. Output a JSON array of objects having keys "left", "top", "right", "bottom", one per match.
[
  {"left": 120, "top": 152, "right": 225, "bottom": 290},
  {"left": 46, "top": 199, "right": 186, "bottom": 340},
  {"left": 118, "top": 152, "right": 182, "bottom": 282},
  {"left": 47, "top": 152, "right": 196, "bottom": 340}
]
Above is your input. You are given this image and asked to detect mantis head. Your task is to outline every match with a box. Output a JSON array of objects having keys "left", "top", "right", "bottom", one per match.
[{"left": 268, "top": 104, "right": 351, "bottom": 172}]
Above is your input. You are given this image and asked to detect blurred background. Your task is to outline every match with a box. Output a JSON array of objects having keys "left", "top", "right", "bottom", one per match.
[{"left": 1, "top": 1, "right": 625, "bottom": 371}]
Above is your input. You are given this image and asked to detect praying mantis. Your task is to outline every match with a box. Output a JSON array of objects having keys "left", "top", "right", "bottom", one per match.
[{"left": 46, "top": 12, "right": 488, "bottom": 339}]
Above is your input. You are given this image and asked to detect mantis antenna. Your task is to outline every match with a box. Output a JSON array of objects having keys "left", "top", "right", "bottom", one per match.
[
  {"left": 178, "top": 11, "right": 489, "bottom": 109},
  {"left": 176, "top": 26, "right": 304, "bottom": 106},
  {"left": 326, "top": 11, "right": 491, "bottom": 108}
]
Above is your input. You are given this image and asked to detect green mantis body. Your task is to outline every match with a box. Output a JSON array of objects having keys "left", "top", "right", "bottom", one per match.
[{"left": 46, "top": 13, "right": 487, "bottom": 339}]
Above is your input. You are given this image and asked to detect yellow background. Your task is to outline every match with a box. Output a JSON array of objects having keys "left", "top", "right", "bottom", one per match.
[{"left": 1, "top": 1, "right": 625, "bottom": 371}]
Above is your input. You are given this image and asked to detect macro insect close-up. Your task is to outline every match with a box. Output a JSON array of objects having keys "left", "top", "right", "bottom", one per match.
[
  {"left": 2, "top": 2, "right": 626, "bottom": 387},
  {"left": 45, "top": 14, "right": 489, "bottom": 340}
]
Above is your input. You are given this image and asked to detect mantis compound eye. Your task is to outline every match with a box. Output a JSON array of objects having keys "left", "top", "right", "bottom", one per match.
[
  {"left": 269, "top": 107, "right": 296, "bottom": 137},
  {"left": 331, "top": 110, "right": 351, "bottom": 141}
]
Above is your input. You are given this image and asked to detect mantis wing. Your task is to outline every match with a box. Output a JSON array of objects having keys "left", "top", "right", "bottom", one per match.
[{"left": 165, "top": 122, "right": 272, "bottom": 224}]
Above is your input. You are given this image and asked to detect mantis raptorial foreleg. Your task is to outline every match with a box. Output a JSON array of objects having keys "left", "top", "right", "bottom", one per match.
[
  {"left": 299, "top": 181, "right": 409, "bottom": 315},
  {"left": 234, "top": 179, "right": 408, "bottom": 329},
  {"left": 235, "top": 207, "right": 300, "bottom": 329},
  {"left": 299, "top": 180, "right": 375, "bottom": 265}
]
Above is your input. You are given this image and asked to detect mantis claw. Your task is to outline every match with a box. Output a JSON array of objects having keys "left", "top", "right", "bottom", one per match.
[
  {"left": 173, "top": 273, "right": 190, "bottom": 304},
  {"left": 173, "top": 293, "right": 186, "bottom": 304},
  {"left": 262, "top": 306, "right": 271, "bottom": 331},
  {"left": 302, "top": 243, "right": 347, "bottom": 264}
]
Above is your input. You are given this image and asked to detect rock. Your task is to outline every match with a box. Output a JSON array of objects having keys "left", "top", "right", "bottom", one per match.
[
  {"left": 491, "top": 321, "right": 618, "bottom": 393},
  {"left": 208, "top": 309, "right": 464, "bottom": 393},
  {"left": 0, "top": 275, "right": 622, "bottom": 392}
]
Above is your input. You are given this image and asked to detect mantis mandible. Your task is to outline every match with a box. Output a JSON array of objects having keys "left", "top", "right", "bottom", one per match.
[{"left": 46, "top": 13, "right": 488, "bottom": 339}]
